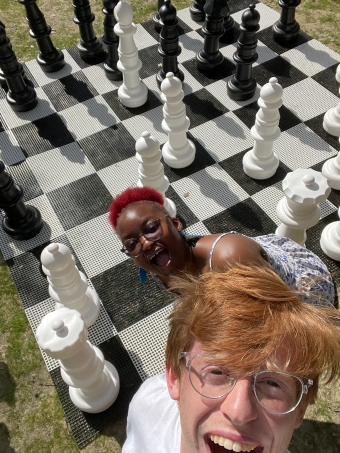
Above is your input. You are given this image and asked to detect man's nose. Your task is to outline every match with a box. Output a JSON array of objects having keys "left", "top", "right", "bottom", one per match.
[{"left": 219, "top": 378, "right": 258, "bottom": 425}]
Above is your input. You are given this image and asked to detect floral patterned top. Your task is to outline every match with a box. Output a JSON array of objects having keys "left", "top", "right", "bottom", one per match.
[{"left": 209, "top": 232, "right": 335, "bottom": 306}]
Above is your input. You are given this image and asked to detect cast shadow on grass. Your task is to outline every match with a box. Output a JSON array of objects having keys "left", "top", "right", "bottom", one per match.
[
  {"left": 0, "top": 423, "right": 18, "bottom": 453},
  {"left": 0, "top": 362, "right": 16, "bottom": 406},
  {"left": 290, "top": 418, "right": 340, "bottom": 453}
]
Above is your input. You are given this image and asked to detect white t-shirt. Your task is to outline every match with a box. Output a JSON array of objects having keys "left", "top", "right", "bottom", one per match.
[{"left": 122, "top": 373, "right": 291, "bottom": 453}]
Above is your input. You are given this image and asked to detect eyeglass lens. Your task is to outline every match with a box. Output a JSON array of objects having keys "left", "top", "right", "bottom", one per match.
[
  {"left": 188, "top": 355, "right": 303, "bottom": 415},
  {"left": 123, "top": 218, "right": 164, "bottom": 256}
]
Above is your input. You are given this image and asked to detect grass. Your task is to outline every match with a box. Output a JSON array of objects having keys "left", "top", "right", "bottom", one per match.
[{"left": 0, "top": 0, "right": 340, "bottom": 452}]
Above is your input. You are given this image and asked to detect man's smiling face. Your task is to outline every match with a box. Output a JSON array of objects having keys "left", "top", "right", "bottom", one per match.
[{"left": 166, "top": 341, "right": 308, "bottom": 453}]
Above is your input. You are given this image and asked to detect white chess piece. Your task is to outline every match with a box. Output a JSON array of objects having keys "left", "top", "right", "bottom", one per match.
[
  {"left": 36, "top": 308, "right": 120, "bottom": 413},
  {"left": 136, "top": 131, "right": 176, "bottom": 216},
  {"left": 322, "top": 149, "right": 340, "bottom": 190},
  {"left": 323, "top": 65, "right": 340, "bottom": 136},
  {"left": 320, "top": 206, "right": 340, "bottom": 261},
  {"left": 114, "top": 0, "right": 148, "bottom": 108},
  {"left": 40, "top": 243, "right": 100, "bottom": 327},
  {"left": 276, "top": 169, "right": 331, "bottom": 246},
  {"left": 161, "top": 72, "right": 196, "bottom": 168},
  {"left": 243, "top": 77, "right": 281, "bottom": 179}
]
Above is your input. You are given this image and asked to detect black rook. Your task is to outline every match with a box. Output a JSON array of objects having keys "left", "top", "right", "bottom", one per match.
[
  {"left": 102, "top": 0, "right": 122, "bottom": 80},
  {"left": 0, "top": 161, "right": 43, "bottom": 241},
  {"left": 189, "top": 0, "right": 206, "bottom": 22},
  {"left": 156, "top": 0, "right": 184, "bottom": 87},
  {"left": 227, "top": 4, "right": 260, "bottom": 101},
  {"left": 18, "top": 0, "right": 65, "bottom": 72},
  {"left": 273, "top": 0, "right": 301, "bottom": 44}
]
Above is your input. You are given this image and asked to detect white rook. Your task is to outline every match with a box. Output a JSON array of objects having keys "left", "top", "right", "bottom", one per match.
[
  {"left": 276, "top": 169, "right": 331, "bottom": 246},
  {"left": 320, "top": 206, "right": 340, "bottom": 261},
  {"left": 40, "top": 243, "right": 100, "bottom": 327},
  {"left": 36, "top": 308, "right": 120, "bottom": 413},
  {"left": 161, "top": 72, "right": 196, "bottom": 169},
  {"left": 136, "top": 131, "right": 176, "bottom": 217},
  {"left": 243, "top": 77, "right": 281, "bottom": 179},
  {"left": 114, "top": 0, "right": 148, "bottom": 108}
]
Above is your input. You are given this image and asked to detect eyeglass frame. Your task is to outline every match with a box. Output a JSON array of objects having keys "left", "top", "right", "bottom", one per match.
[
  {"left": 120, "top": 214, "right": 170, "bottom": 258},
  {"left": 180, "top": 352, "right": 313, "bottom": 416}
]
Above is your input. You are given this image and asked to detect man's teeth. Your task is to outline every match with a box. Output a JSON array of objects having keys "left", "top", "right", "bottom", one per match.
[{"left": 209, "top": 434, "right": 257, "bottom": 452}]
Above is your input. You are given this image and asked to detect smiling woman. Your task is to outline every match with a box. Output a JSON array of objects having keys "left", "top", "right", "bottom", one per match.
[{"left": 108, "top": 186, "right": 335, "bottom": 306}]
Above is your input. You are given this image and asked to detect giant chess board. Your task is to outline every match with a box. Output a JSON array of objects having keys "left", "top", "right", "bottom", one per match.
[{"left": 1, "top": 1, "right": 340, "bottom": 448}]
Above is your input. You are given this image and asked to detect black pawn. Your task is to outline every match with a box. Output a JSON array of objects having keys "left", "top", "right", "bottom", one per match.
[
  {"left": 156, "top": 0, "right": 184, "bottom": 87},
  {"left": 220, "top": 0, "right": 235, "bottom": 43},
  {"left": 196, "top": 0, "right": 228, "bottom": 74},
  {"left": 227, "top": 4, "right": 260, "bottom": 101},
  {"left": 72, "top": 0, "right": 106, "bottom": 64},
  {"left": 18, "top": 0, "right": 65, "bottom": 72},
  {"left": 153, "top": 0, "right": 165, "bottom": 33},
  {"left": 189, "top": 0, "right": 206, "bottom": 22},
  {"left": 0, "top": 161, "right": 43, "bottom": 241},
  {"left": 273, "top": 0, "right": 301, "bottom": 44},
  {"left": 0, "top": 23, "right": 37, "bottom": 112},
  {"left": 102, "top": 0, "right": 122, "bottom": 80}
]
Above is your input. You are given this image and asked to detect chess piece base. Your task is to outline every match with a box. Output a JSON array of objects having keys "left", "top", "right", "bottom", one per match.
[
  {"left": 118, "top": 82, "right": 148, "bottom": 108},
  {"left": 243, "top": 150, "right": 279, "bottom": 180},
  {"left": 37, "top": 49, "right": 65, "bottom": 73},
  {"left": 104, "top": 62, "right": 123, "bottom": 81},
  {"left": 322, "top": 157, "right": 340, "bottom": 190},
  {"left": 227, "top": 77, "right": 257, "bottom": 101},
  {"left": 323, "top": 109, "right": 340, "bottom": 137},
  {"left": 195, "top": 50, "right": 224, "bottom": 74},
  {"left": 77, "top": 40, "right": 106, "bottom": 65},
  {"left": 320, "top": 222, "right": 340, "bottom": 261},
  {"left": 189, "top": 3, "right": 205, "bottom": 22},
  {"left": 162, "top": 139, "right": 196, "bottom": 169},
  {"left": 272, "top": 21, "right": 300, "bottom": 44},
  {"left": 7, "top": 87, "right": 38, "bottom": 112},
  {"left": 2, "top": 206, "right": 43, "bottom": 240}
]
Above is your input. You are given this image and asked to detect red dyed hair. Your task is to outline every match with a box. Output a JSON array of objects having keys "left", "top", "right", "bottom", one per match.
[{"left": 109, "top": 186, "right": 164, "bottom": 230}]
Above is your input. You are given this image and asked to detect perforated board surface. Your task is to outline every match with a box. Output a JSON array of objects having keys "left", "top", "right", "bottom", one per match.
[{"left": 1, "top": 2, "right": 340, "bottom": 448}]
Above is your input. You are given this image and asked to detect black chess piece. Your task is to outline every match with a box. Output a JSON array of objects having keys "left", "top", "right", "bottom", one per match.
[
  {"left": 156, "top": 0, "right": 184, "bottom": 87},
  {"left": 196, "top": 0, "right": 229, "bottom": 74},
  {"left": 102, "top": 0, "right": 122, "bottom": 80},
  {"left": 153, "top": 0, "right": 165, "bottom": 33},
  {"left": 0, "top": 22, "right": 37, "bottom": 112},
  {"left": 18, "top": 0, "right": 65, "bottom": 72},
  {"left": 72, "top": 0, "right": 106, "bottom": 64},
  {"left": 220, "top": 0, "right": 234, "bottom": 43},
  {"left": 227, "top": 4, "right": 260, "bottom": 101},
  {"left": 0, "top": 161, "right": 43, "bottom": 241},
  {"left": 189, "top": 0, "right": 206, "bottom": 22},
  {"left": 273, "top": 0, "right": 301, "bottom": 44}
]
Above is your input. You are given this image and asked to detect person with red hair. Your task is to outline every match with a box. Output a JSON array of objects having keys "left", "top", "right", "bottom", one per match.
[{"left": 108, "top": 186, "right": 335, "bottom": 306}]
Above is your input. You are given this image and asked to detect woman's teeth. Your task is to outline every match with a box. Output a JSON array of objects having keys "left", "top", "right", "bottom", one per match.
[{"left": 209, "top": 434, "right": 257, "bottom": 452}]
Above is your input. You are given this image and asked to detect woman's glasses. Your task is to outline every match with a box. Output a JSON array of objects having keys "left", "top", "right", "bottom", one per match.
[{"left": 121, "top": 215, "right": 169, "bottom": 257}]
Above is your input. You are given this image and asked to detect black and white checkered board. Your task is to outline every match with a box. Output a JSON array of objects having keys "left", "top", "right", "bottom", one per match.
[{"left": 1, "top": 1, "right": 340, "bottom": 448}]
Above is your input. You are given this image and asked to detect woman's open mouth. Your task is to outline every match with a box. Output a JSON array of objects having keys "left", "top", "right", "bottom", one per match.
[
  {"left": 149, "top": 248, "right": 171, "bottom": 267},
  {"left": 207, "top": 434, "right": 264, "bottom": 453}
]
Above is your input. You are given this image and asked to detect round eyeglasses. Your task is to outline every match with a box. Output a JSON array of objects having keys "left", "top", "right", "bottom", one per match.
[
  {"left": 181, "top": 353, "right": 313, "bottom": 415},
  {"left": 121, "top": 214, "right": 170, "bottom": 257}
]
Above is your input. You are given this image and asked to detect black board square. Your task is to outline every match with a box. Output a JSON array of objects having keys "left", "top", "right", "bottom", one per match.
[
  {"left": 166, "top": 185, "right": 199, "bottom": 228},
  {"left": 0, "top": 112, "right": 8, "bottom": 131},
  {"left": 141, "top": 17, "right": 193, "bottom": 43},
  {"left": 91, "top": 259, "right": 173, "bottom": 331},
  {"left": 305, "top": 113, "right": 340, "bottom": 150},
  {"left": 78, "top": 124, "right": 136, "bottom": 170},
  {"left": 46, "top": 174, "right": 112, "bottom": 230},
  {"left": 233, "top": 101, "right": 302, "bottom": 132},
  {"left": 312, "top": 64, "right": 340, "bottom": 97},
  {"left": 219, "top": 149, "right": 291, "bottom": 196},
  {"left": 11, "top": 113, "right": 75, "bottom": 157},
  {"left": 5, "top": 160, "right": 43, "bottom": 202},
  {"left": 42, "top": 71, "right": 99, "bottom": 112},
  {"left": 163, "top": 133, "right": 216, "bottom": 183},
  {"left": 204, "top": 197, "right": 277, "bottom": 237},
  {"left": 182, "top": 57, "right": 235, "bottom": 87},
  {"left": 102, "top": 87, "right": 162, "bottom": 121},
  {"left": 138, "top": 44, "right": 163, "bottom": 79},
  {"left": 66, "top": 45, "right": 107, "bottom": 70},
  {"left": 257, "top": 26, "right": 312, "bottom": 55},
  {"left": 50, "top": 335, "right": 142, "bottom": 448},
  {"left": 252, "top": 56, "right": 308, "bottom": 88},
  {"left": 183, "top": 88, "right": 229, "bottom": 128}
]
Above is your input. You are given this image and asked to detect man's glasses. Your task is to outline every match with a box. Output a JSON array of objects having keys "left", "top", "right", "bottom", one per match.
[
  {"left": 181, "top": 353, "right": 313, "bottom": 415},
  {"left": 121, "top": 214, "right": 169, "bottom": 257}
]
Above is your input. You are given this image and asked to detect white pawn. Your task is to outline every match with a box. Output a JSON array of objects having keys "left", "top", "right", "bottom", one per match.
[
  {"left": 41, "top": 243, "right": 100, "bottom": 327},
  {"left": 161, "top": 72, "right": 196, "bottom": 169},
  {"left": 136, "top": 131, "right": 176, "bottom": 217},
  {"left": 36, "top": 308, "right": 119, "bottom": 413},
  {"left": 320, "top": 206, "right": 340, "bottom": 261},
  {"left": 243, "top": 77, "right": 282, "bottom": 179},
  {"left": 114, "top": 0, "right": 148, "bottom": 108},
  {"left": 323, "top": 65, "right": 340, "bottom": 136},
  {"left": 322, "top": 149, "right": 340, "bottom": 190},
  {"left": 276, "top": 169, "right": 331, "bottom": 246}
]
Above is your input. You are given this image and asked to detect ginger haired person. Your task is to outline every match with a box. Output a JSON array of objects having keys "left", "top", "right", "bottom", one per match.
[
  {"left": 122, "top": 265, "right": 340, "bottom": 453},
  {"left": 109, "top": 186, "right": 335, "bottom": 305}
]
